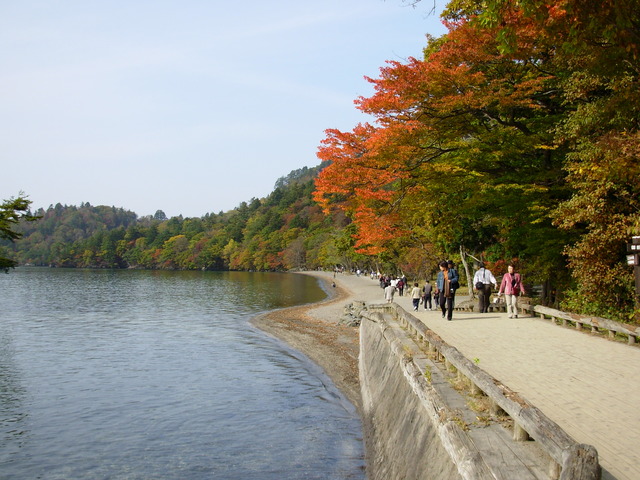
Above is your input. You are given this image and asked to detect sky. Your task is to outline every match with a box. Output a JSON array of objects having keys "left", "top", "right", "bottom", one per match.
[{"left": 1, "top": 0, "right": 447, "bottom": 218}]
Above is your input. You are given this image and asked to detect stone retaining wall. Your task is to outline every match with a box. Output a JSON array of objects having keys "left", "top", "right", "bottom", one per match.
[
  {"left": 358, "top": 304, "right": 600, "bottom": 480},
  {"left": 359, "top": 310, "right": 463, "bottom": 480}
]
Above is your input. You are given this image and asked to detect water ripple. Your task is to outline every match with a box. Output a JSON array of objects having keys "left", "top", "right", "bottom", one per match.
[{"left": 0, "top": 269, "right": 365, "bottom": 479}]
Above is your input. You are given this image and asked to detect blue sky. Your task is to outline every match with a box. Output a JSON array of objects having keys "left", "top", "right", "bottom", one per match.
[{"left": 1, "top": 0, "right": 446, "bottom": 218}]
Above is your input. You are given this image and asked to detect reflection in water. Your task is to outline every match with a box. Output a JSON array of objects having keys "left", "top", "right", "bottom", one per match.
[
  {"left": 0, "top": 269, "right": 364, "bottom": 480},
  {"left": 0, "top": 335, "right": 29, "bottom": 454}
]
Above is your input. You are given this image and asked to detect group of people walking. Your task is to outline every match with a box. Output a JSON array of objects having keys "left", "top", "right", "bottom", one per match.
[
  {"left": 379, "top": 275, "right": 408, "bottom": 296},
  {"left": 473, "top": 262, "right": 525, "bottom": 318},
  {"left": 381, "top": 261, "right": 525, "bottom": 321}
]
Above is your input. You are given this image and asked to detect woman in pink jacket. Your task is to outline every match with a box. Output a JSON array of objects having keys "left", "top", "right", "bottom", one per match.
[{"left": 498, "top": 265, "right": 525, "bottom": 318}]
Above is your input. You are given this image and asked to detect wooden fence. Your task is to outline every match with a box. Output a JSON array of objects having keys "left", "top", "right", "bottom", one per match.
[
  {"left": 520, "top": 304, "right": 639, "bottom": 345},
  {"left": 457, "top": 300, "right": 640, "bottom": 345},
  {"left": 365, "top": 303, "right": 601, "bottom": 480}
]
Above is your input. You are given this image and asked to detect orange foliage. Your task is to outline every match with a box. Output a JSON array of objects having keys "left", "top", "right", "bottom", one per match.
[{"left": 314, "top": 10, "right": 553, "bottom": 255}]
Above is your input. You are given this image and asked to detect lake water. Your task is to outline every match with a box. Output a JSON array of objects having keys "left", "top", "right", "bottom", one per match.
[{"left": 0, "top": 268, "right": 365, "bottom": 479}]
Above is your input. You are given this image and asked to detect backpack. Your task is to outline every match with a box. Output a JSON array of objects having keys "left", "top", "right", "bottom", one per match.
[{"left": 450, "top": 268, "right": 459, "bottom": 290}]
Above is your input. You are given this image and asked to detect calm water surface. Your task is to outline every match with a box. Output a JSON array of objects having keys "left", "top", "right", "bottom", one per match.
[{"left": 0, "top": 268, "right": 365, "bottom": 479}]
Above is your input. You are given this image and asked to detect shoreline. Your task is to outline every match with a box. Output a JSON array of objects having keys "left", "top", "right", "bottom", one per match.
[{"left": 250, "top": 271, "right": 365, "bottom": 414}]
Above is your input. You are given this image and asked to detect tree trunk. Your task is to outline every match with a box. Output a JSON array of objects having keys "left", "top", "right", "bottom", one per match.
[{"left": 459, "top": 245, "right": 475, "bottom": 299}]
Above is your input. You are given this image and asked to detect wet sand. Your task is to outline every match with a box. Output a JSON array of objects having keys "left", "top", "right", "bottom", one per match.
[{"left": 251, "top": 271, "right": 383, "bottom": 414}]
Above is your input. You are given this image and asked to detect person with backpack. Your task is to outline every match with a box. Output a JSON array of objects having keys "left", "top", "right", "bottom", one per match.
[
  {"left": 473, "top": 263, "right": 497, "bottom": 313},
  {"left": 498, "top": 265, "right": 526, "bottom": 318},
  {"left": 447, "top": 260, "right": 460, "bottom": 291}
]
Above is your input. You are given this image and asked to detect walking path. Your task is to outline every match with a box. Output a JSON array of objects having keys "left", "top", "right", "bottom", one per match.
[{"left": 318, "top": 272, "right": 640, "bottom": 480}]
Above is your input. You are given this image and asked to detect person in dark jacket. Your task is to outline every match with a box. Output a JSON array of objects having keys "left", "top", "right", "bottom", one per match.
[
  {"left": 422, "top": 280, "right": 433, "bottom": 310},
  {"left": 435, "top": 261, "right": 458, "bottom": 321}
]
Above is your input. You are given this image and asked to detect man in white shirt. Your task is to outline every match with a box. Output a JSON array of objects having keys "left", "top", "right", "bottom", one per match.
[{"left": 473, "top": 263, "right": 497, "bottom": 313}]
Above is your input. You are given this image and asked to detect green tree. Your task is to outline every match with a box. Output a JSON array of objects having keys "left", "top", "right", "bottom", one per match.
[
  {"left": 474, "top": 0, "right": 640, "bottom": 318},
  {"left": 0, "top": 195, "right": 39, "bottom": 271},
  {"left": 154, "top": 210, "right": 168, "bottom": 221}
]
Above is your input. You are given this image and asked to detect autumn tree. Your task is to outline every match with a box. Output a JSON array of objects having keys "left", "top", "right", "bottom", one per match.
[
  {"left": 533, "top": 0, "right": 640, "bottom": 319},
  {"left": 315, "top": 0, "right": 640, "bottom": 318},
  {"left": 466, "top": 0, "right": 640, "bottom": 317},
  {"left": 315, "top": 9, "right": 571, "bottom": 286}
]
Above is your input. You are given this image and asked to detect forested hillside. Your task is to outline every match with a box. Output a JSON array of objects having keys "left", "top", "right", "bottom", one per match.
[{"left": 4, "top": 167, "right": 357, "bottom": 272}]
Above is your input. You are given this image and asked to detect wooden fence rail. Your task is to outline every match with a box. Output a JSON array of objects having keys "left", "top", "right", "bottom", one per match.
[
  {"left": 365, "top": 303, "right": 601, "bottom": 480},
  {"left": 456, "top": 300, "right": 640, "bottom": 345},
  {"left": 519, "top": 304, "right": 639, "bottom": 345}
]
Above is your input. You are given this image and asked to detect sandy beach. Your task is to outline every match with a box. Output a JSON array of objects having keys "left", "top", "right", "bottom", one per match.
[{"left": 251, "top": 270, "right": 382, "bottom": 414}]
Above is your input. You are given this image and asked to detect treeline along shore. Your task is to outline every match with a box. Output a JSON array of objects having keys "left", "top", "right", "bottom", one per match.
[
  {"left": 3, "top": 0, "right": 640, "bottom": 325},
  {"left": 2, "top": 153, "right": 639, "bottom": 326}
]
